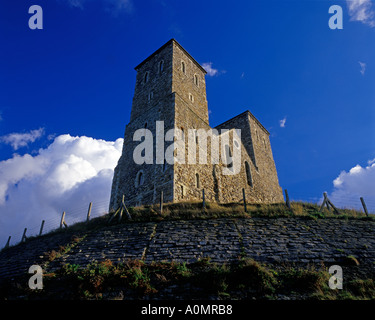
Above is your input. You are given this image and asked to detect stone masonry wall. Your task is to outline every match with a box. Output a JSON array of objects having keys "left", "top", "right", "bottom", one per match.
[
  {"left": 110, "top": 93, "right": 176, "bottom": 209},
  {"left": 110, "top": 42, "right": 176, "bottom": 210},
  {"left": 215, "top": 112, "right": 284, "bottom": 203},
  {"left": 110, "top": 39, "right": 284, "bottom": 210},
  {"left": 1, "top": 218, "right": 375, "bottom": 282},
  {"left": 172, "top": 41, "right": 209, "bottom": 124}
]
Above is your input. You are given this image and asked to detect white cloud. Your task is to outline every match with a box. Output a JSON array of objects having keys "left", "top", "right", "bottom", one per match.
[
  {"left": 0, "top": 128, "right": 45, "bottom": 150},
  {"left": 359, "top": 61, "right": 366, "bottom": 75},
  {"left": 0, "top": 134, "right": 123, "bottom": 246},
  {"left": 201, "top": 62, "right": 219, "bottom": 77},
  {"left": 328, "top": 159, "right": 375, "bottom": 212},
  {"left": 279, "top": 117, "right": 287, "bottom": 128},
  {"left": 346, "top": 0, "right": 375, "bottom": 27}
]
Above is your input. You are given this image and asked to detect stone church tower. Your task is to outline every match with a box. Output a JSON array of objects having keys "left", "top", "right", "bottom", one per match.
[{"left": 109, "top": 39, "right": 283, "bottom": 210}]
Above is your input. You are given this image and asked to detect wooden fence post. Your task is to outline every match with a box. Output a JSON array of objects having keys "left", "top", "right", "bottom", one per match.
[
  {"left": 86, "top": 202, "right": 92, "bottom": 223},
  {"left": 108, "top": 207, "right": 120, "bottom": 224},
  {"left": 118, "top": 207, "right": 123, "bottom": 222},
  {"left": 326, "top": 198, "right": 339, "bottom": 214},
  {"left": 39, "top": 220, "right": 45, "bottom": 236},
  {"left": 326, "top": 201, "right": 330, "bottom": 211},
  {"left": 242, "top": 188, "right": 247, "bottom": 213},
  {"left": 360, "top": 197, "right": 369, "bottom": 217},
  {"left": 284, "top": 189, "right": 291, "bottom": 209},
  {"left": 160, "top": 191, "right": 163, "bottom": 215},
  {"left": 121, "top": 195, "right": 132, "bottom": 220},
  {"left": 319, "top": 193, "right": 328, "bottom": 212},
  {"left": 21, "top": 228, "right": 27, "bottom": 243},
  {"left": 319, "top": 192, "right": 339, "bottom": 214},
  {"left": 118, "top": 196, "right": 124, "bottom": 222},
  {"left": 60, "top": 211, "right": 67, "bottom": 229},
  {"left": 202, "top": 189, "right": 206, "bottom": 209}
]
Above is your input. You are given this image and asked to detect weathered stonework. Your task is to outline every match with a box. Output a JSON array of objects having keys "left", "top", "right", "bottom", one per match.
[
  {"left": 109, "top": 39, "right": 284, "bottom": 210},
  {"left": 2, "top": 218, "right": 375, "bottom": 282}
]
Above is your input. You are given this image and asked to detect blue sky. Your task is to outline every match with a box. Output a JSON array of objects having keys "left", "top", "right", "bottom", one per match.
[{"left": 1, "top": 0, "right": 375, "bottom": 243}]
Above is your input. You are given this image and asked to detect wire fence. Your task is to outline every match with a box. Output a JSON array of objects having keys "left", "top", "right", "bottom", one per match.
[
  {"left": 287, "top": 190, "right": 375, "bottom": 214},
  {"left": 3, "top": 199, "right": 110, "bottom": 250},
  {"left": 2, "top": 190, "right": 374, "bottom": 250}
]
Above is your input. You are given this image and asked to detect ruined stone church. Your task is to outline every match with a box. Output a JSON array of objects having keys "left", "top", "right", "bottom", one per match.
[{"left": 109, "top": 39, "right": 283, "bottom": 210}]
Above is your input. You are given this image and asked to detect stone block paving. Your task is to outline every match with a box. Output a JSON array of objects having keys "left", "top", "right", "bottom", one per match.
[
  {"left": 1, "top": 217, "right": 375, "bottom": 281},
  {"left": 145, "top": 219, "right": 241, "bottom": 264},
  {"left": 239, "top": 218, "right": 375, "bottom": 265},
  {"left": 302, "top": 219, "right": 375, "bottom": 263},
  {"left": 49, "top": 222, "right": 157, "bottom": 270},
  {"left": 238, "top": 218, "right": 310, "bottom": 263},
  {"left": 0, "top": 232, "right": 78, "bottom": 279}
]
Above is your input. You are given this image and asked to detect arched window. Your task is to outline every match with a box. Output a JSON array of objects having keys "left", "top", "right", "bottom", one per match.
[
  {"left": 136, "top": 171, "right": 144, "bottom": 187},
  {"left": 225, "top": 144, "right": 233, "bottom": 168},
  {"left": 144, "top": 122, "right": 148, "bottom": 128},
  {"left": 194, "top": 74, "right": 199, "bottom": 86},
  {"left": 159, "top": 61, "right": 164, "bottom": 73},
  {"left": 234, "top": 139, "right": 240, "bottom": 149},
  {"left": 196, "top": 173, "right": 200, "bottom": 188},
  {"left": 181, "top": 61, "right": 186, "bottom": 74},
  {"left": 144, "top": 72, "right": 149, "bottom": 84},
  {"left": 245, "top": 161, "right": 253, "bottom": 187}
]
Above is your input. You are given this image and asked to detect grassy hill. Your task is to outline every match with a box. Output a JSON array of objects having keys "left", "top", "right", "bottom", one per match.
[
  {"left": 1, "top": 201, "right": 375, "bottom": 300},
  {"left": 22, "top": 200, "right": 374, "bottom": 239}
]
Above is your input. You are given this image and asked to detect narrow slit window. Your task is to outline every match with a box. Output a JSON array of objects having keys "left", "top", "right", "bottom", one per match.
[
  {"left": 194, "top": 74, "right": 199, "bottom": 86},
  {"left": 136, "top": 171, "right": 144, "bottom": 187},
  {"left": 144, "top": 72, "right": 149, "bottom": 84},
  {"left": 245, "top": 161, "right": 253, "bottom": 187},
  {"left": 196, "top": 173, "right": 200, "bottom": 188},
  {"left": 181, "top": 61, "right": 186, "bottom": 73},
  {"left": 139, "top": 172, "right": 144, "bottom": 186},
  {"left": 159, "top": 61, "right": 164, "bottom": 73}
]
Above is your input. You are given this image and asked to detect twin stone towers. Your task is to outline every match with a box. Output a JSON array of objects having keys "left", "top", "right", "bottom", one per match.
[{"left": 109, "top": 39, "right": 283, "bottom": 211}]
